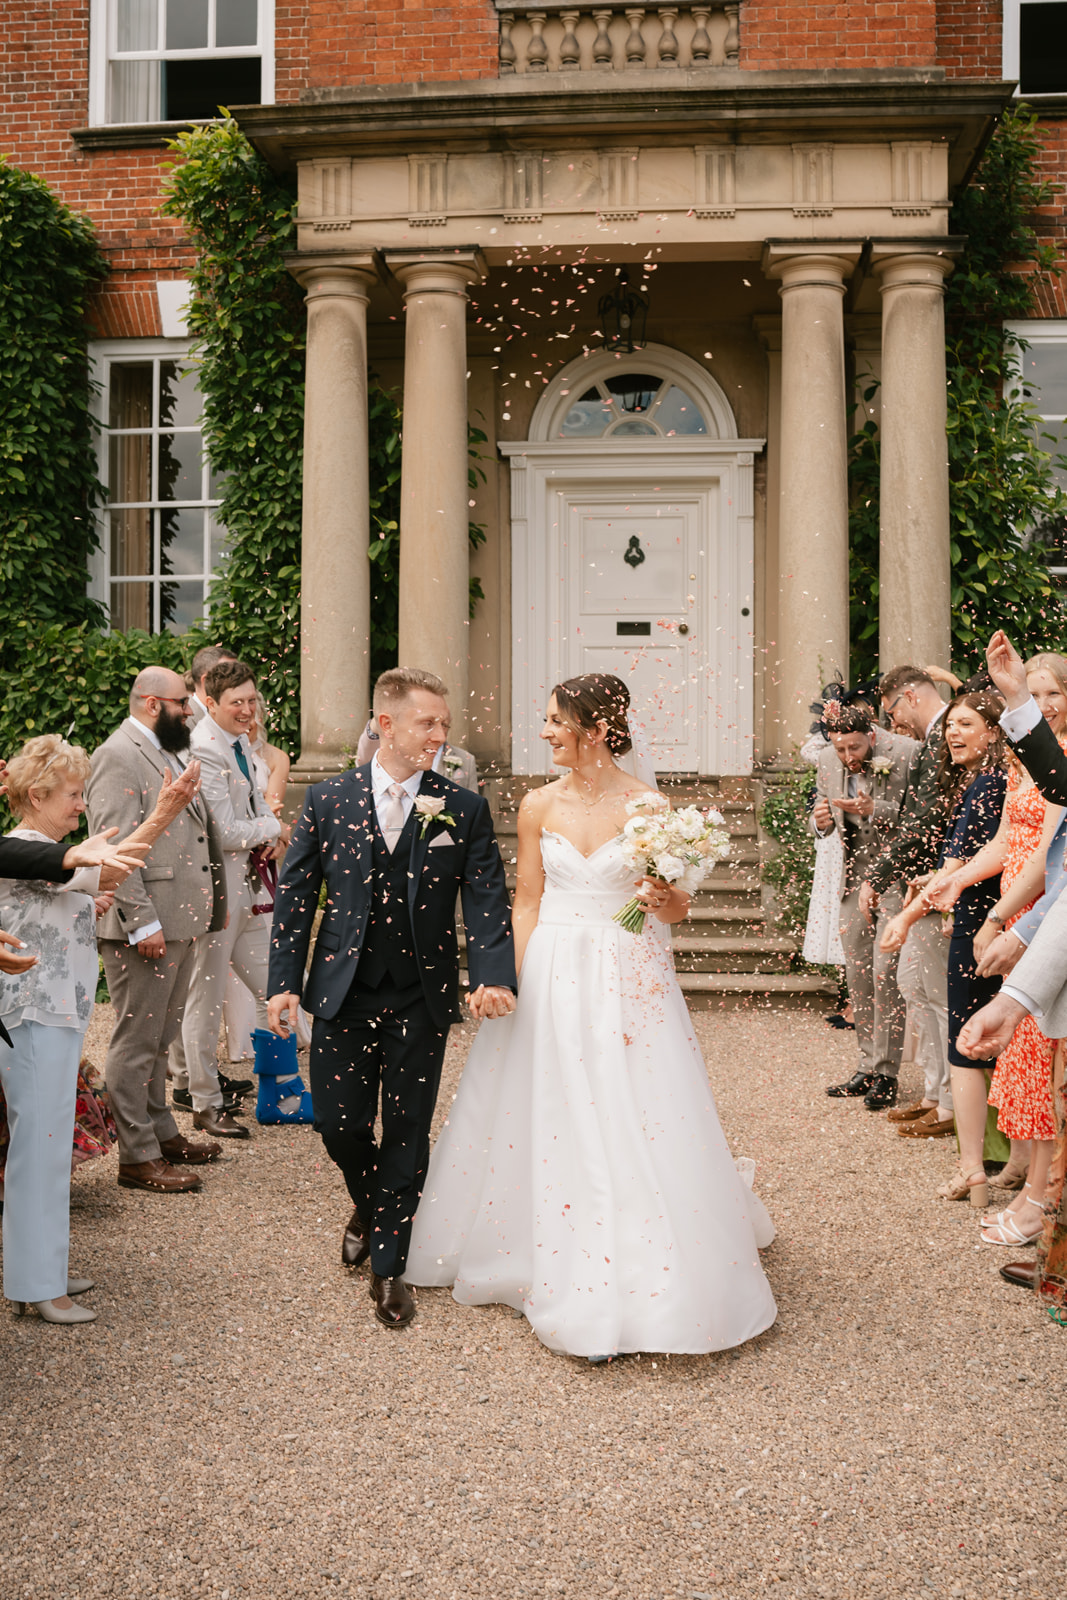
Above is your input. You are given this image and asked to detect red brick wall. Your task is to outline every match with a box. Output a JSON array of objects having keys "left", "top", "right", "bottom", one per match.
[
  {"left": 1030, "top": 118, "right": 1067, "bottom": 319},
  {"left": 937, "top": 0, "right": 1003, "bottom": 79},
  {"left": 305, "top": 0, "right": 497, "bottom": 88},
  {"left": 739, "top": 1, "right": 940, "bottom": 71}
]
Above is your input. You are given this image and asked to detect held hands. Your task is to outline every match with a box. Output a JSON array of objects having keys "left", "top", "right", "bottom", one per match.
[
  {"left": 268, "top": 991, "right": 301, "bottom": 1038},
  {"left": 957, "top": 992, "right": 1028, "bottom": 1060},
  {"left": 0, "top": 928, "right": 38, "bottom": 977},
  {"left": 986, "top": 631, "right": 1030, "bottom": 710},
  {"left": 467, "top": 984, "right": 516, "bottom": 1020},
  {"left": 975, "top": 929, "right": 1026, "bottom": 979}
]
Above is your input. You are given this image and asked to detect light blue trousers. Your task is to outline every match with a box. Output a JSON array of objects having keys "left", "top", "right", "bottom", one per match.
[{"left": 2, "top": 1020, "right": 82, "bottom": 1303}]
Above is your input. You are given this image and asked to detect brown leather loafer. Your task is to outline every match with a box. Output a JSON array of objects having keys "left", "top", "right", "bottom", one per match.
[
  {"left": 898, "top": 1109, "right": 956, "bottom": 1139},
  {"left": 887, "top": 1099, "right": 934, "bottom": 1124},
  {"left": 999, "top": 1259, "right": 1036, "bottom": 1290},
  {"left": 342, "top": 1208, "right": 370, "bottom": 1269},
  {"left": 159, "top": 1132, "right": 221, "bottom": 1165},
  {"left": 118, "top": 1159, "right": 202, "bottom": 1193},
  {"left": 192, "top": 1107, "right": 251, "bottom": 1140},
  {"left": 368, "top": 1273, "right": 416, "bottom": 1328}
]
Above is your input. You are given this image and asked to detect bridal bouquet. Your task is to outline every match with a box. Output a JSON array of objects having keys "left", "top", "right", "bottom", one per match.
[{"left": 613, "top": 795, "right": 732, "bottom": 935}]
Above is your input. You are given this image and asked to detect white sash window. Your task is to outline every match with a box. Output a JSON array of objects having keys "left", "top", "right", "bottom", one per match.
[{"left": 90, "top": 0, "right": 275, "bottom": 125}]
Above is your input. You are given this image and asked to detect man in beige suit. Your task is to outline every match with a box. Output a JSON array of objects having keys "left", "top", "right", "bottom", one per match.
[
  {"left": 813, "top": 703, "right": 918, "bottom": 1110},
  {"left": 87, "top": 667, "right": 228, "bottom": 1193}
]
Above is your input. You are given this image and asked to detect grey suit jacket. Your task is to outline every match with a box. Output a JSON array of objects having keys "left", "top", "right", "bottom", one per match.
[
  {"left": 812, "top": 729, "right": 918, "bottom": 896},
  {"left": 191, "top": 712, "right": 281, "bottom": 906},
  {"left": 86, "top": 720, "right": 227, "bottom": 942}
]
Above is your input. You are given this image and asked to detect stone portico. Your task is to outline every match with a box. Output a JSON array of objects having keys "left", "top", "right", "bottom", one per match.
[{"left": 238, "top": 65, "right": 1010, "bottom": 782}]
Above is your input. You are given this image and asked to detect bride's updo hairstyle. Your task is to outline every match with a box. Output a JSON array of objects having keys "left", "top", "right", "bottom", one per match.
[{"left": 552, "top": 673, "right": 633, "bottom": 756}]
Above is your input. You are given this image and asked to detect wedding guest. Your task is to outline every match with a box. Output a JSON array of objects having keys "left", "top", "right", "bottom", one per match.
[
  {"left": 864, "top": 667, "right": 954, "bottom": 1133},
  {"left": 813, "top": 703, "right": 917, "bottom": 1109},
  {"left": 0, "top": 733, "right": 197, "bottom": 1325},
  {"left": 883, "top": 692, "right": 1007, "bottom": 1206},
  {"left": 87, "top": 667, "right": 228, "bottom": 1194},
  {"left": 186, "top": 643, "right": 237, "bottom": 727},
  {"left": 355, "top": 715, "right": 480, "bottom": 790},
  {"left": 927, "top": 652, "right": 1067, "bottom": 1239},
  {"left": 176, "top": 660, "right": 286, "bottom": 1139}
]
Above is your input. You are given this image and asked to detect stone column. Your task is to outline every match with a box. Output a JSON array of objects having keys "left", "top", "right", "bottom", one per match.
[
  {"left": 763, "top": 246, "right": 860, "bottom": 747},
  {"left": 288, "top": 253, "right": 378, "bottom": 779},
  {"left": 388, "top": 251, "right": 486, "bottom": 744},
  {"left": 873, "top": 249, "right": 956, "bottom": 672}
]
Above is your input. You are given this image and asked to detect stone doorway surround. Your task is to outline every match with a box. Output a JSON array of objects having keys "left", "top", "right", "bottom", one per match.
[
  {"left": 504, "top": 344, "right": 763, "bottom": 775},
  {"left": 238, "top": 69, "right": 1011, "bottom": 778}
]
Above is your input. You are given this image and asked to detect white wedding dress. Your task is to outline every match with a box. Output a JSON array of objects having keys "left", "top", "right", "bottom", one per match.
[{"left": 406, "top": 828, "right": 778, "bottom": 1358}]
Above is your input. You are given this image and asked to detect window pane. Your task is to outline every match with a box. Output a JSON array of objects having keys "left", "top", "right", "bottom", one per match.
[
  {"left": 159, "top": 430, "right": 204, "bottom": 501},
  {"left": 109, "top": 508, "right": 153, "bottom": 577},
  {"left": 159, "top": 360, "right": 202, "bottom": 428},
  {"left": 604, "top": 372, "right": 660, "bottom": 413},
  {"left": 108, "top": 434, "right": 152, "bottom": 503},
  {"left": 116, "top": 0, "right": 158, "bottom": 50},
  {"left": 610, "top": 418, "right": 658, "bottom": 437},
  {"left": 216, "top": 0, "right": 258, "bottom": 47},
  {"left": 166, "top": 0, "right": 209, "bottom": 50},
  {"left": 163, "top": 56, "right": 261, "bottom": 119},
  {"left": 160, "top": 580, "right": 207, "bottom": 633},
  {"left": 208, "top": 461, "right": 228, "bottom": 500},
  {"left": 161, "top": 507, "right": 207, "bottom": 575},
  {"left": 1020, "top": 3, "right": 1067, "bottom": 95},
  {"left": 560, "top": 398, "right": 612, "bottom": 437},
  {"left": 110, "top": 581, "right": 152, "bottom": 633},
  {"left": 1019, "top": 343, "right": 1067, "bottom": 417},
  {"left": 654, "top": 384, "right": 707, "bottom": 436},
  {"left": 108, "top": 363, "right": 153, "bottom": 430}
]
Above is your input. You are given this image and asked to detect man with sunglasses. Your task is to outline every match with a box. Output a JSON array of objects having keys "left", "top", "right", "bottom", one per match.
[{"left": 86, "top": 667, "right": 228, "bottom": 1192}]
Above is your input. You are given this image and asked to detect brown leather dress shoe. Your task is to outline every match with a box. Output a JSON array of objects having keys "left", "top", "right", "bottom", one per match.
[
  {"left": 342, "top": 1209, "right": 370, "bottom": 1269},
  {"left": 368, "top": 1273, "right": 416, "bottom": 1328},
  {"left": 887, "top": 1098, "right": 934, "bottom": 1124},
  {"left": 192, "top": 1106, "right": 251, "bottom": 1140},
  {"left": 159, "top": 1132, "right": 222, "bottom": 1164},
  {"left": 999, "top": 1259, "right": 1036, "bottom": 1290},
  {"left": 898, "top": 1109, "right": 956, "bottom": 1139},
  {"left": 118, "top": 1159, "right": 202, "bottom": 1193}
]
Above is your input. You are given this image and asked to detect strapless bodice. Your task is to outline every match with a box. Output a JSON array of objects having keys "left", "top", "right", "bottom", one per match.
[{"left": 538, "top": 828, "right": 637, "bottom": 928}]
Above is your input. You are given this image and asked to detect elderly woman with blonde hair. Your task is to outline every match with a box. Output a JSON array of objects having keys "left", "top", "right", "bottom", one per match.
[{"left": 0, "top": 733, "right": 199, "bottom": 1325}]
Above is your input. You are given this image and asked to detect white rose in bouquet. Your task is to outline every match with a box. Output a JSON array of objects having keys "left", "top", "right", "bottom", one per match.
[{"left": 612, "top": 797, "right": 733, "bottom": 934}]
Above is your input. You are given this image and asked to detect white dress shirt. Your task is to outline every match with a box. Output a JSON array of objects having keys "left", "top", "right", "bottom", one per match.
[
  {"left": 371, "top": 754, "right": 423, "bottom": 835},
  {"left": 1000, "top": 696, "right": 1043, "bottom": 744}
]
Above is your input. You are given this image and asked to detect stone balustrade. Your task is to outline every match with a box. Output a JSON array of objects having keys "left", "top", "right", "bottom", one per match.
[{"left": 496, "top": 1, "right": 740, "bottom": 75}]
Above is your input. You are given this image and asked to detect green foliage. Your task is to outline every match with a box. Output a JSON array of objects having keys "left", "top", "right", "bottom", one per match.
[
  {"left": 367, "top": 381, "right": 403, "bottom": 680},
  {"left": 0, "top": 621, "right": 188, "bottom": 828},
  {"left": 0, "top": 159, "right": 108, "bottom": 650},
  {"left": 849, "top": 108, "right": 1066, "bottom": 682},
  {"left": 758, "top": 769, "right": 836, "bottom": 976},
  {"left": 160, "top": 117, "right": 305, "bottom": 749}
]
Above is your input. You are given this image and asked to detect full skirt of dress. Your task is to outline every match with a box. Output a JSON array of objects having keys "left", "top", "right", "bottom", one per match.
[{"left": 406, "top": 830, "right": 777, "bottom": 1358}]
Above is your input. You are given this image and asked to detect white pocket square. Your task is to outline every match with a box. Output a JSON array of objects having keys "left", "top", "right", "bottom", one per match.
[{"left": 428, "top": 831, "right": 455, "bottom": 849}]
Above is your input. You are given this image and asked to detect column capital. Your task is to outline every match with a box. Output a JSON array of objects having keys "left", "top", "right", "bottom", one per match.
[
  {"left": 386, "top": 248, "right": 488, "bottom": 297},
  {"left": 761, "top": 241, "right": 864, "bottom": 293},
  {"left": 870, "top": 242, "right": 962, "bottom": 294},
  {"left": 285, "top": 249, "right": 381, "bottom": 301}
]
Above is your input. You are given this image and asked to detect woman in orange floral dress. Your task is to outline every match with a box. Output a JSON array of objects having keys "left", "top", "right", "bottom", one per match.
[{"left": 928, "top": 654, "right": 1067, "bottom": 1247}]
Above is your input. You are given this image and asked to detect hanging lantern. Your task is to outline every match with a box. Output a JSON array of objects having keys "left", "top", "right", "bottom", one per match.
[{"left": 597, "top": 269, "right": 649, "bottom": 355}]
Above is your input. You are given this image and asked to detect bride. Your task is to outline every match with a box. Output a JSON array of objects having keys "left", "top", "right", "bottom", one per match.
[{"left": 406, "top": 673, "right": 777, "bottom": 1358}]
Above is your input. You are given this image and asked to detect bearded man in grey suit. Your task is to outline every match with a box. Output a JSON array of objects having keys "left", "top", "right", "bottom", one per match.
[
  {"left": 813, "top": 702, "right": 919, "bottom": 1110},
  {"left": 87, "top": 667, "right": 228, "bottom": 1192}
]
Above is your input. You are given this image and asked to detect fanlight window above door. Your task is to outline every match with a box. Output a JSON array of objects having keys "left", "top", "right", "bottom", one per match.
[{"left": 558, "top": 372, "right": 708, "bottom": 439}]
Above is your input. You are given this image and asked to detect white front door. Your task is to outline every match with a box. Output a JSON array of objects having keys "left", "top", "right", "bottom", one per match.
[
  {"left": 561, "top": 485, "right": 709, "bottom": 772},
  {"left": 505, "top": 439, "right": 758, "bottom": 777}
]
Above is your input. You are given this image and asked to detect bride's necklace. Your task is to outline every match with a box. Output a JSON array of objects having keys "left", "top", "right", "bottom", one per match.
[{"left": 569, "top": 776, "right": 616, "bottom": 812}]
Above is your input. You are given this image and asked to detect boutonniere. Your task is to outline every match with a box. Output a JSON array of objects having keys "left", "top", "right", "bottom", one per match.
[
  {"left": 441, "top": 753, "right": 463, "bottom": 777},
  {"left": 870, "top": 755, "right": 893, "bottom": 782},
  {"left": 414, "top": 794, "right": 457, "bottom": 838}
]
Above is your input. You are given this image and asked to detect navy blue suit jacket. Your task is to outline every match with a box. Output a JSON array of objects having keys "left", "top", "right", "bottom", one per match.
[{"left": 267, "top": 764, "right": 516, "bottom": 1030}]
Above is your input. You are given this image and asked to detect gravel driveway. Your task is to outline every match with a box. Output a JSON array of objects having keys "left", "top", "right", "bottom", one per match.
[{"left": 1, "top": 1004, "right": 1060, "bottom": 1599}]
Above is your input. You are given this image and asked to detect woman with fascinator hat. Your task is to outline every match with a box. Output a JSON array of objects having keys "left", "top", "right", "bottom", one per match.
[{"left": 406, "top": 672, "right": 776, "bottom": 1360}]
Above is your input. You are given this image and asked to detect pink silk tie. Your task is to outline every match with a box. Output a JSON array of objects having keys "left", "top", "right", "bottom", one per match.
[{"left": 380, "top": 782, "right": 407, "bottom": 853}]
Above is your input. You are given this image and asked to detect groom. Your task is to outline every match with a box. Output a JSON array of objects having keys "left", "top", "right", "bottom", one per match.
[{"left": 267, "top": 667, "right": 516, "bottom": 1328}]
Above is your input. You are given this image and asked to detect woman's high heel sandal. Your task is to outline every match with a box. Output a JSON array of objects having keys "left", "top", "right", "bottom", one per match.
[
  {"left": 980, "top": 1191, "right": 1045, "bottom": 1248},
  {"left": 937, "top": 1165, "right": 990, "bottom": 1207},
  {"left": 13, "top": 1298, "right": 97, "bottom": 1325}
]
